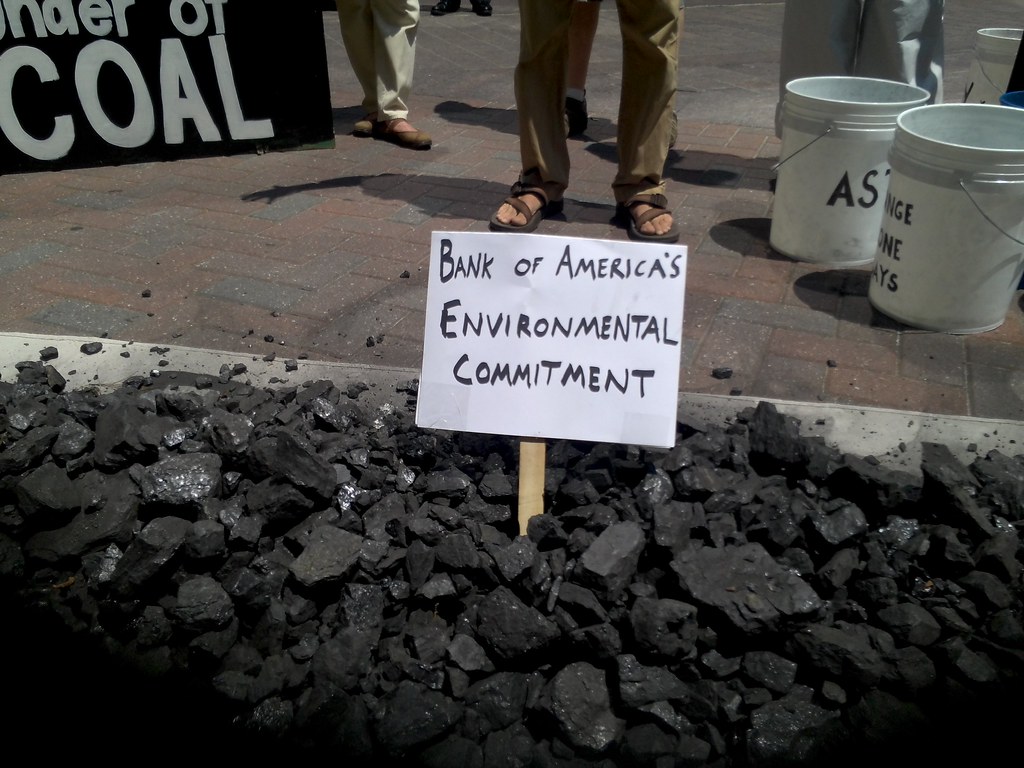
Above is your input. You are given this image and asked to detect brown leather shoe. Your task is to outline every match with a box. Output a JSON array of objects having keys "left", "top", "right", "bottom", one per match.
[
  {"left": 353, "top": 114, "right": 376, "bottom": 137},
  {"left": 371, "top": 118, "right": 432, "bottom": 150}
]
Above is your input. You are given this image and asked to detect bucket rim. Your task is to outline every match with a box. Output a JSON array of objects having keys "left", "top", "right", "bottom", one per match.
[
  {"left": 896, "top": 103, "right": 1024, "bottom": 154},
  {"left": 975, "top": 27, "right": 1024, "bottom": 39},
  {"left": 784, "top": 76, "right": 932, "bottom": 107}
]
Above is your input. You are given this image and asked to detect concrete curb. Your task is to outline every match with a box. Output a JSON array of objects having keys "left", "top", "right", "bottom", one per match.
[
  {"left": 3, "top": 332, "right": 1022, "bottom": 479},
  {"left": 0, "top": 332, "right": 419, "bottom": 410}
]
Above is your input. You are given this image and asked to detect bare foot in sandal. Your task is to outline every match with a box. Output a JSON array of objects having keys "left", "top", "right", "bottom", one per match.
[
  {"left": 631, "top": 202, "right": 675, "bottom": 238},
  {"left": 618, "top": 196, "right": 680, "bottom": 243},
  {"left": 490, "top": 185, "right": 563, "bottom": 233},
  {"left": 493, "top": 191, "right": 545, "bottom": 228}
]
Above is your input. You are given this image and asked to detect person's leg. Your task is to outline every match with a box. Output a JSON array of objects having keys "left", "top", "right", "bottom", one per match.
[
  {"left": 612, "top": 0, "right": 679, "bottom": 238},
  {"left": 668, "top": 0, "right": 685, "bottom": 146},
  {"left": 567, "top": 2, "right": 600, "bottom": 94},
  {"left": 775, "top": 0, "right": 862, "bottom": 136},
  {"left": 366, "top": 0, "right": 431, "bottom": 147},
  {"left": 492, "top": 0, "right": 573, "bottom": 228},
  {"left": 369, "top": 0, "right": 419, "bottom": 122},
  {"left": 856, "top": 0, "right": 945, "bottom": 104},
  {"left": 334, "top": 0, "right": 377, "bottom": 121},
  {"left": 566, "top": 1, "right": 600, "bottom": 137}
]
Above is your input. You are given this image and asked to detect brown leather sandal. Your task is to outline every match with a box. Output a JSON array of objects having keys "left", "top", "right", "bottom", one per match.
[
  {"left": 489, "top": 183, "right": 564, "bottom": 233},
  {"left": 615, "top": 194, "right": 680, "bottom": 243}
]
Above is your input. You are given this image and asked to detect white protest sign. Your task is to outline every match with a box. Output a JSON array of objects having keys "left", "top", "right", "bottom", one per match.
[{"left": 416, "top": 232, "right": 687, "bottom": 448}]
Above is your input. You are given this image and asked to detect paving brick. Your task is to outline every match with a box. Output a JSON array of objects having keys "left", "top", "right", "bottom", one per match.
[
  {"left": 967, "top": 363, "right": 1024, "bottom": 421},
  {"left": 199, "top": 276, "right": 312, "bottom": 312},
  {"left": 900, "top": 332, "right": 968, "bottom": 387},
  {"left": 735, "top": 253, "right": 794, "bottom": 285},
  {"left": 688, "top": 272, "right": 791, "bottom": 304},
  {"left": 681, "top": 291, "right": 722, "bottom": 340},
  {"left": 965, "top": 337, "right": 1024, "bottom": 370},
  {"left": 57, "top": 190, "right": 136, "bottom": 211},
  {"left": 28, "top": 299, "right": 151, "bottom": 338},
  {"left": 189, "top": 209, "right": 280, "bottom": 237},
  {"left": 749, "top": 354, "right": 827, "bottom": 402},
  {"left": 0, "top": 242, "right": 64, "bottom": 275},
  {"left": 249, "top": 193, "right": 324, "bottom": 221},
  {"left": 46, "top": 222, "right": 143, "bottom": 254},
  {"left": 691, "top": 315, "right": 773, "bottom": 379},
  {"left": 825, "top": 368, "right": 968, "bottom": 415},
  {"left": 719, "top": 297, "right": 839, "bottom": 336},
  {"left": 770, "top": 327, "right": 897, "bottom": 373},
  {"left": 0, "top": 280, "right": 64, "bottom": 326}
]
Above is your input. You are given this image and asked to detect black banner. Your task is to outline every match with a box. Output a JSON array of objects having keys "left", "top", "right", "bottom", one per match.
[{"left": 0, "top": 0, "right": 334, "bottom": 174}]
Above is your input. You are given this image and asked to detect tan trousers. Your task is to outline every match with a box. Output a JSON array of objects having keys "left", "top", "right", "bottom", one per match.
[
  {"left": 334, "top": 0, "right": 420, "bottom": 121},
  {"left": 515, "top": 0, "right": 680, "bottom": 205}
]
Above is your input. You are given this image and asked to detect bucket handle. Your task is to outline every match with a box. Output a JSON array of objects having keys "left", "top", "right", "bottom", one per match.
[
  {"left": 963, "top": 63, "right": 1007, "bottom": 102},
  {"left": 959, "top": 179, "right": 1024, "bottom": 246},
  {"left": 771, "top": 124, "right": 834, "bottom": 172},
  {"left": 978, "top": 61, "right": 1007, "bottom": 99}
]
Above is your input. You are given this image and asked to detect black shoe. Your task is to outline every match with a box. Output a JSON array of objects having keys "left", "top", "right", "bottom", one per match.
[
  {"left": 471, "top": 0, "right": 492, "bottom": 15},
  {"left": 565, "top": 95, "right": 588, "bottom": 137},
  {"left": 431, "top": 0, "right": 461, "bottom": 16}
]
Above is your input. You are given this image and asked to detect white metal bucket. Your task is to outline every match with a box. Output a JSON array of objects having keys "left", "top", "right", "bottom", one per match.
[
  {"left": 770, "top": 77, "right": 931, "bottom": 266},
  {"left": 868, "top": 104, "right": 1024, "bottom": 334},
  {"left": 963, "top": 28, "right": 1023, "bottom": 104}
]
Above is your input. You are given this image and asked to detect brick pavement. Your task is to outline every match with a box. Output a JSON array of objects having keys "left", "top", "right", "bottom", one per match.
[{"left": 0, "top": 1, "right": 1022, "bottom": 421}]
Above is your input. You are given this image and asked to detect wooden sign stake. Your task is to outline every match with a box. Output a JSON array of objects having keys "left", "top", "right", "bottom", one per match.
[{"left": 517, "top": 437, "right": 546, "bottom": 536}]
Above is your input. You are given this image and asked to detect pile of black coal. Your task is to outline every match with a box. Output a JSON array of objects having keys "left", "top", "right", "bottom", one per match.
[{"left": 1, "top": 359, "right": 1022, "bottom": 767}]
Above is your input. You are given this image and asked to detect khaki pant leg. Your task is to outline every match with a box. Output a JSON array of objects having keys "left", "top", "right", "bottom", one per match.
[
  {"left": 335, "top": 0, "right": 376, "bottom": 115},
  {"left": 336, "top": 0, "right": 420, "bottom": 120},
  {"left": 612, "top": 0, "right": 680, "bottom": 204},
  {"left": 515, "top": 0, "right": 574, "bottom": 202}
]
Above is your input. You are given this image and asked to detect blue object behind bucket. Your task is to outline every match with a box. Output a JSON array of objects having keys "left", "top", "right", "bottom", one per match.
[
  {"left": 1001, "top": 91, "right": 1024, "bottom": 108},
  {"left": 999, "top": 91, "right": 1024, "bottom": 108}
]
